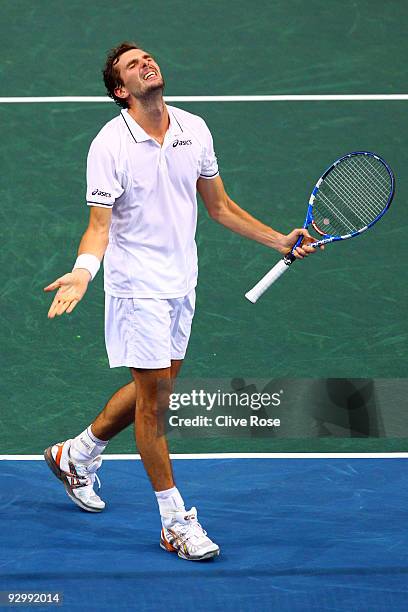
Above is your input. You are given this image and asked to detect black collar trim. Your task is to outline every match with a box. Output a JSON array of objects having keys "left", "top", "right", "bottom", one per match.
[
  {"left": 121, "top": 112, "right": 140, "bottom": 144},
  {"left": 171, "top": 112, "right": 183, "bottom": 133}
]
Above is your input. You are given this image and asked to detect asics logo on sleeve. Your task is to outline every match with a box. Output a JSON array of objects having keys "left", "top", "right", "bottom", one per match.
[
  {"left": 172, "top": 139, "right": 192, "bottom": 148},
  {"left": 92, "top": 189, "right": 111, "bottom": 197}
]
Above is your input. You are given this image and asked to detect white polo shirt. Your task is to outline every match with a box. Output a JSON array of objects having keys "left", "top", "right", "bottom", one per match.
[{"left": 86, "top": 105, "right": 219, "bottom": 298}]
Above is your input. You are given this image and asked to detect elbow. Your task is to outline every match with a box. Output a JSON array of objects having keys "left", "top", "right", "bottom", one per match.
[
  {"left": 208, "top": 197, "right": 231, "bottom": 222},
  {"left": 208, "top": 208, "right": 222, "bottom": 222}
]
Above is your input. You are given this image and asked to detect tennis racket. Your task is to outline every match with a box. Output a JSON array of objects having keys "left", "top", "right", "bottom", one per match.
[{"left": 245, "top": 151, "right": 395, "bottom": 303}]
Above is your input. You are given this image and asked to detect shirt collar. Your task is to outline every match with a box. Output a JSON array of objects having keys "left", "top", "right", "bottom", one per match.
[
  {"left": 121, "top": 108, "right": 150, "bottom": 143},
  {"left": 121, "top": 106, "right": 183, "bottom": 143},
  {"left": 167, "top": 108, "right": 184, "bottom": 137}
]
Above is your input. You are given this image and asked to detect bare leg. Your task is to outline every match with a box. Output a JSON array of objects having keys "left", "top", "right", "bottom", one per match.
[
  {"left": 91, "top": 381, "right": 136, "bottom": 440},
  {"left": 91, "top": 360, "right": 183, "bottom": 442},
  {"left": 131, "top": 361, "right": 182, "bottom": 491}
]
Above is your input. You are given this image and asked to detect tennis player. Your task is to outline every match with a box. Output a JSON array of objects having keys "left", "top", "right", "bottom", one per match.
[{"left": 43, "top": 42, "right": 318, "bottom": 561}]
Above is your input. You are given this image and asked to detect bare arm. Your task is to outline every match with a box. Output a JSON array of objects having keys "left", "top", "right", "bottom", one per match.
[
  {"left": 76, "top": 205, "right": 112, "bottom": 260},
  {"left": 44, "top": 206, "right": 112, "bottom": 318},
  {"left": 197, "top": 175, "right": 318, "bottom": 258}
]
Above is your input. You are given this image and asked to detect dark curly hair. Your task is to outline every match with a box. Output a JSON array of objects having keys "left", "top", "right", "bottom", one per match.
[{"left": 103, "top": 41, "right": 142, "bottom": 108}]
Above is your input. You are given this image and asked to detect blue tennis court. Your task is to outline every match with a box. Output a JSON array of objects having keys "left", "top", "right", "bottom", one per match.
[{"left": 1, "top": 457, "right": 407, "bottom": 611}]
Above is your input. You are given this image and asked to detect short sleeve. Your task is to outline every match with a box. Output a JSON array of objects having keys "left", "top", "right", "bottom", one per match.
[
  {"left": 86, "top": 137, "right": 125, "bottom": 208},
  {"left": 199, "top": 123, "right": 219, "bottom": 179}
]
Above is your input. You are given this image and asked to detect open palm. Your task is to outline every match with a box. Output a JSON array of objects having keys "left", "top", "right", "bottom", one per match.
[{"left": 44, "top": 270, "right": 90, "bottom": 318}]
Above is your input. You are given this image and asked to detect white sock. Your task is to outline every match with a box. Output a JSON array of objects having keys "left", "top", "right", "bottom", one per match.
[
  {"left": 155, "top": 487, "right": 185, "bottom": 527},
  {"left": 70, "top": 426, "right": 108, "bottom": 463}
]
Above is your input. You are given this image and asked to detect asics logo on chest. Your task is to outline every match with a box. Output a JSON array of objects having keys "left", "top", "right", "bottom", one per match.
[{"left": 172, "top": 139, "right": 192, "bottom": 148}]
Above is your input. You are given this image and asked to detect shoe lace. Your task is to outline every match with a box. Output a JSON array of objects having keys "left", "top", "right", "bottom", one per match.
[
  {"left": 176, "top": 520, "right": 208, "bottom": 545},
  {"left": 68, "top": 460, "right": 102, "bottom": 491}
]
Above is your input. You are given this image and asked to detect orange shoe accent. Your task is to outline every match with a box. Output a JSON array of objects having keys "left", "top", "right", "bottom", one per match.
[
  {"left": 161, "top": 529, "right": 177, "bottom": 552},
  {"left": 55, "top": 443, "right": 64, "bottom": 467}
]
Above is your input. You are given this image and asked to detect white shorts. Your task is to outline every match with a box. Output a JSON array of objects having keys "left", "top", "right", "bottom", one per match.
[{"left": 104, "top": 290, "right": 196, "bottom": 369}]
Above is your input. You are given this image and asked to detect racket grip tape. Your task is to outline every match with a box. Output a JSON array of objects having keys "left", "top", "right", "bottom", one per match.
[{"left": 245, "top": 258, "right": 291, "bottom": 303}]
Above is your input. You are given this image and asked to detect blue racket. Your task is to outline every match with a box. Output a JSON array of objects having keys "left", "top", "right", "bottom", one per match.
[{"left": 245, "top": 151, "right": 395, "bottom": 303}]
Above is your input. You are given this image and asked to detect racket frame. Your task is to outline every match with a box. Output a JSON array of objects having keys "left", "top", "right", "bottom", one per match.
[{"left": 305, "top": 151, "right": 395, "bottom": 248}]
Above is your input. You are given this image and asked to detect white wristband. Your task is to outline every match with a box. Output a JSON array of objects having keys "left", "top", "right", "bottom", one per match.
[{"left": 73, "top": 254, "right": 101, "bottom": 281}]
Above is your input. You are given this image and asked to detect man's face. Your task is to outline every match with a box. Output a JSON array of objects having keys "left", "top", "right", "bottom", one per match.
[{"left": 114, "top": 48, "right": 164, "bottom": 103}]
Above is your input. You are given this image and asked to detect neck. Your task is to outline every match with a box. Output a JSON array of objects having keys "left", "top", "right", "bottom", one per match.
[{"left": 128, "top": 91, "right": 169, "bottom": 143}]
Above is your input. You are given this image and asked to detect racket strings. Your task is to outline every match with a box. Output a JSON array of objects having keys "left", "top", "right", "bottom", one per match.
[
  {"left": 355, "top": 156, "right": 390, "bottom": 195},
  {"left": 325, "top": 172, "right": 378, "bottom": 225},
  {"left": 348, "top": 156, "right": 388, "bottom": 192},
  {"left": 313, "top": 155, "right": 391, "bottom": 236},
  {"left": 325, "top": 175, "right": 372, "bottom": 223},
  {"left": 314, "top": 184, "right": 374, "bottom": 236},
  {"left": 339, "top": 160, "right": 388, "bottom": 212},
  {"left": 330, "top": 160, "right": 388, "bottom": 216},
  {"left": 335, "top": 158, "right": 386, "bottom": 203},
  {"left": 317, "top": 178, "right": 367, "bottom": 234},
  {"left": 315, "top": 191, "right": 359, "bottom": 234}
]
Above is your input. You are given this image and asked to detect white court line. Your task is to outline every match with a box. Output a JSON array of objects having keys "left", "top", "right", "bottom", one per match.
[
  {"left": 0, "top": 453, "right": 407, "bottom": 460},
  {"left": 0, "top": 94, "right": 408, "bottom": 103}
]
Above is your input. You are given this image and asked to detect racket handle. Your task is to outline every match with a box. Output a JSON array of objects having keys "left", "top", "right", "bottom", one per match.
[{"left": 245, "top": 258, "right": 292, "bottom": 303}]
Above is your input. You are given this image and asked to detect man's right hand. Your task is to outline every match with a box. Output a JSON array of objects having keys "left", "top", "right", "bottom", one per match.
[{"left": 44, "top": 269, "right": 91, "bottom": 318}]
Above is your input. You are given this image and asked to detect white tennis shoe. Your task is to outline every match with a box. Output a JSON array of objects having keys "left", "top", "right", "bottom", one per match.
[
  {"left": 44, "top": 439, "right": 105, "bottom": 513},
  {"left": 160, "top": 507, "right": 220, "bottom": 561}
]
